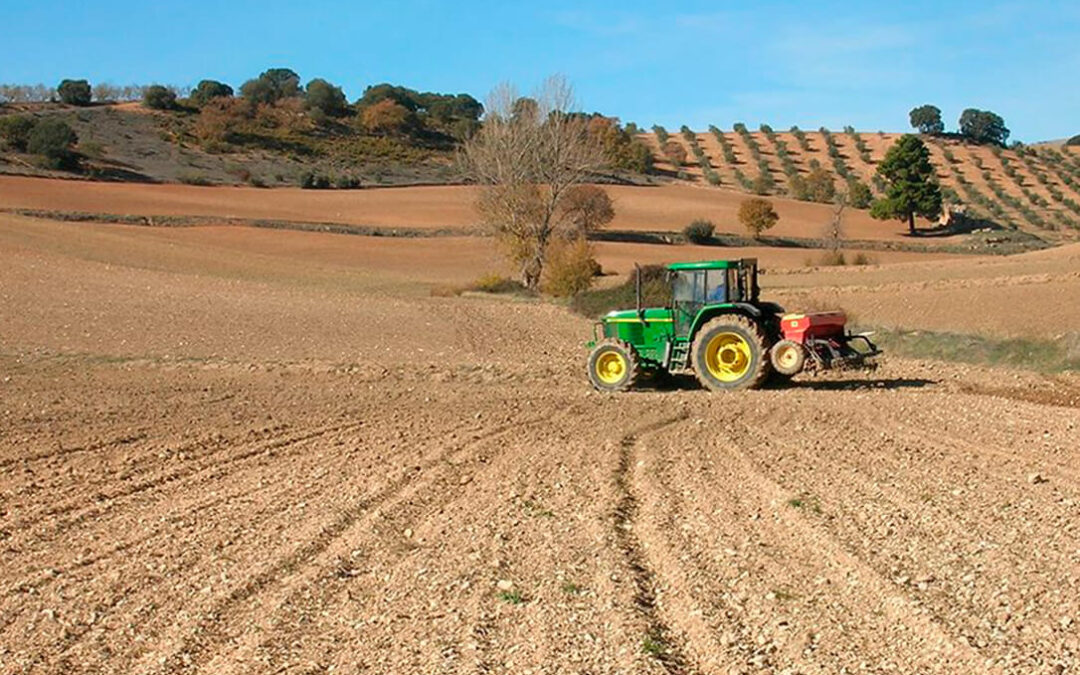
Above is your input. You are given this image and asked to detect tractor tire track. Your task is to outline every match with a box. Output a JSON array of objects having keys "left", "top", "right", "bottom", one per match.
[
  {"left": 236, "top": 407, "right": 589, "bottom": 674},
  {"left": 611, "top": 412, "right": 697, "bottom": 675},
  {"left": 149, "top": 412, "right": 561, "bottom": 674},
  {"left": 0, "top": 431, "right": 148, "bottom": 469},
  {"left": 7, "top": 421, "right": 362, "bottom": 547},
  {"left": 41, "top": 411, "right": 497, "bottom": 668},
  {"left": 712, "top": 415, "right": 1003, "bottom": 672}
]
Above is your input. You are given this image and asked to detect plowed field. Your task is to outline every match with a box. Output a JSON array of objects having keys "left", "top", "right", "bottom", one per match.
[{"left": 2, "top": 209, "right": 1078, "bottom": 675}]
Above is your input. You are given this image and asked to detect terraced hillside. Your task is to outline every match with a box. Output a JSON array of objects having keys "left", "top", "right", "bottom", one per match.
[{"left": 647, "top": 127, "right": 1080, "bottom": 239}]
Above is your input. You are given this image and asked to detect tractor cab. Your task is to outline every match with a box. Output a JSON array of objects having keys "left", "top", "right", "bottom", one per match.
[
  {"left": 668, "top": 259, "right": 761, "bottom": 335},
  {"left": 586, "top": 258, "right": 880, "bottom": 392}
]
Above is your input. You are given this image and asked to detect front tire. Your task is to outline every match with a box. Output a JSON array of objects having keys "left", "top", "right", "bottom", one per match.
[
  {"left": 691, "top": 315, "right": 770, "bottom": 391},
  {"left": 587, "top": 339, "right": 640, "bottom": 392}
]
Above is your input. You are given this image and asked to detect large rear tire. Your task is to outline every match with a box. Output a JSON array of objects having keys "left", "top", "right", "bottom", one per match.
[
  {"left": 691, "top": 315, "right": 770, "bottom": 391},
  {"left": 587, "top": 339, "right": 640, "bottom": 392}
]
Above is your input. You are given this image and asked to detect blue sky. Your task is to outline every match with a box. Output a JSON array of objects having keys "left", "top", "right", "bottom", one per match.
[{"left": 3, "top": 1, "right": 1077, "bottom": 141}]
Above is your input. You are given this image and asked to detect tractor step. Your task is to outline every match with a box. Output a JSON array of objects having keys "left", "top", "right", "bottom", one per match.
[{"left": 667, "top": 340, "right": 691, "bottom": 372}]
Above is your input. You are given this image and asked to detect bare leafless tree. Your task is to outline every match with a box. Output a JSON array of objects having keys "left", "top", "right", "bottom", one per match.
[
  {"left": 459, "top": 76, "right": 608, "bottom": 289},
  {"left": 825, "top": 192, "right": 847, "bottom": 252}
]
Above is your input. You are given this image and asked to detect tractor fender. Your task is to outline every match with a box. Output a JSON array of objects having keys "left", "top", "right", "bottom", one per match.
[{"left": 688, "top": 304, "right": 762, "bottom": 341}]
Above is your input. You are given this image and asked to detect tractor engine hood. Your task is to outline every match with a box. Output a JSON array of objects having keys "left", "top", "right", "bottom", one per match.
[{"left": 602, "top": 308, "right": 671, "bottom": 323}]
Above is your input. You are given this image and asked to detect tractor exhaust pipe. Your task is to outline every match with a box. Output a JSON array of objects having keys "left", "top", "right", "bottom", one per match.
[{"left": 635, "top": 263, "right": 643, "bottom": 318}]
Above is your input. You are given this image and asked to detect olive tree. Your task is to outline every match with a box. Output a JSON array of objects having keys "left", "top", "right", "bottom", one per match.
[{"left": 460, "top": 76, "right": 608, "bottom": 290}]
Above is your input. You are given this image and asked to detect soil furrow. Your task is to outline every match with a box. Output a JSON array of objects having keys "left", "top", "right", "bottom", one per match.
[
  {"left": 0, "top": 431, "right": 148, "bottom": 469},
  {"left": 6, "top": 422, "right": 361, "bottom": 546},
  {"left": 612, "top": 412, "right": 697, "bottom": 675},
  {"left": 150, "top": 413, "right": 558, "bottom": 674}
]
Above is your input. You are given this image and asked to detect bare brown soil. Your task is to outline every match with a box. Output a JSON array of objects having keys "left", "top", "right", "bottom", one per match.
[
  {"left": 2, "top": 209, "right": 1079, "bottom": 674},
  {"left": 0, "top": 175, "right": 961, "bottom": 243}
]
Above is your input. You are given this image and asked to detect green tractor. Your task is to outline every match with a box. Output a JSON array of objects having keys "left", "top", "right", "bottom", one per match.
[{"left": 585, "top": 259, "right": 880, "bottom": 392}]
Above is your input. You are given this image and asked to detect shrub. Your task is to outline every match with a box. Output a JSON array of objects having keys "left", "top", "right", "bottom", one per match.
[
  {"left": 361, "top": 99, "right": 415, "bottom": 135},
  {"left": 543, "top": 237, "right": 598, "bottom": 297},
  {"left": 225, "top": 163, "right": 251, "bottom": 182},
  {"left": 683, "top": 219, "right": 715, "bottom": 243},
  {"left": 847, "top": 180, "right": 873, "bottom": 208},
  {"left": 305, "top": 78, "right": 348, "bottom": 117},
  {"left": 804, "top": 166, "right": 836, "bottom": 203},
  {"left": 0, "top": 115, "right": 36, "bottom": 151},
  {"left": 177, "top": 171, "right": 212, "bottom": 185},
  {"left": 851, "top": 252, "right": 875, "bottom": 265},
  {"left": 142, "top": 85, "right": 177, "bottom": 110},
  {"left": 335, "top": 174, "right": 361, "bottom": 189},
  {"left": 752, "top": 171, "right": 774, "bottom": 195},
  {"left": 661, "top": 140, "right": 687, "bottom": 166},
  {"left": 298, "top": 171, "right": 331, "bottom": 189},
  {"left": 79, "top": 140, "right": 105, "bottom": 160},
  {"left": 652, "top": 125, "right": 669, "bottom": 143},
  {"left": 192, "top": 96, "right": 253, "bottom": 147},
  {"left": 190, "top": 80, "right": 233, "bottom": 107},
  {"left": 738, "top": 197, "right": 779, "bottom": 237},
  {"left": 467, "top": 273, "right": 527, "bottom": 294},
  {"left": 57, "top": 79, "right": 92, "bottom": 106},
  {"left": 26, "top": 118, "right": 78, "bottom": 169},
  {"left": 816, "top": 250, "right": 847, "bottom": 266},
  {"left": 559, "top": 185, "right": 614, "bottom": 235}
]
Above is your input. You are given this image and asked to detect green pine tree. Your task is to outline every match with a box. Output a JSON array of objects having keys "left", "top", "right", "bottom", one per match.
[{"left": 870, "top": 135, "right": 942, "bottom": 234}]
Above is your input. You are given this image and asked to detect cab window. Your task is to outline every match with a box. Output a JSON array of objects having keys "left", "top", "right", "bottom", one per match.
[
  {"left": 673, "top": 271, "right": 704, "bottom": 303},
  {"left": 705, "top": 270, "right": 727, "bottom": 303}
]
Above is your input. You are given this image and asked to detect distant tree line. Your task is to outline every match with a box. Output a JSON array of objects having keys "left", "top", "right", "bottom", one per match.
[
  {"left": 0, "top": 69, "right": 652, "bottom": 178},
  {"left": 0, "top": 81, "right": 191, "bottom": 104}
]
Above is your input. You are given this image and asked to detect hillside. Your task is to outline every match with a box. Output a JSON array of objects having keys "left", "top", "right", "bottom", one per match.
[
  {"left": 3, "top": 99, "right": 1080, "bottom": 245},
  {"left": 0, "top": 101, "right": 460, "bottom": 187},
  {"left": 646, "top": 126, "right": 1080, "bottom": 241}
]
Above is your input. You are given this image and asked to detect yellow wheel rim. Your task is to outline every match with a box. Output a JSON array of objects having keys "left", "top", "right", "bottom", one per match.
[
  {"left": 595, "top": 351, "right": 627, "bottom": 385},
  {"left": 704, "top": 332, "right": 752, "bottom": 382},
  {"left": 775, "top": 344, "right": 800, "bottom": 370}
]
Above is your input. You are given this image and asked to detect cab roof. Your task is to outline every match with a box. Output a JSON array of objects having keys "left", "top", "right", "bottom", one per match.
[{"left": 666, "top": 258, "right": 757, "bottom": 271}]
